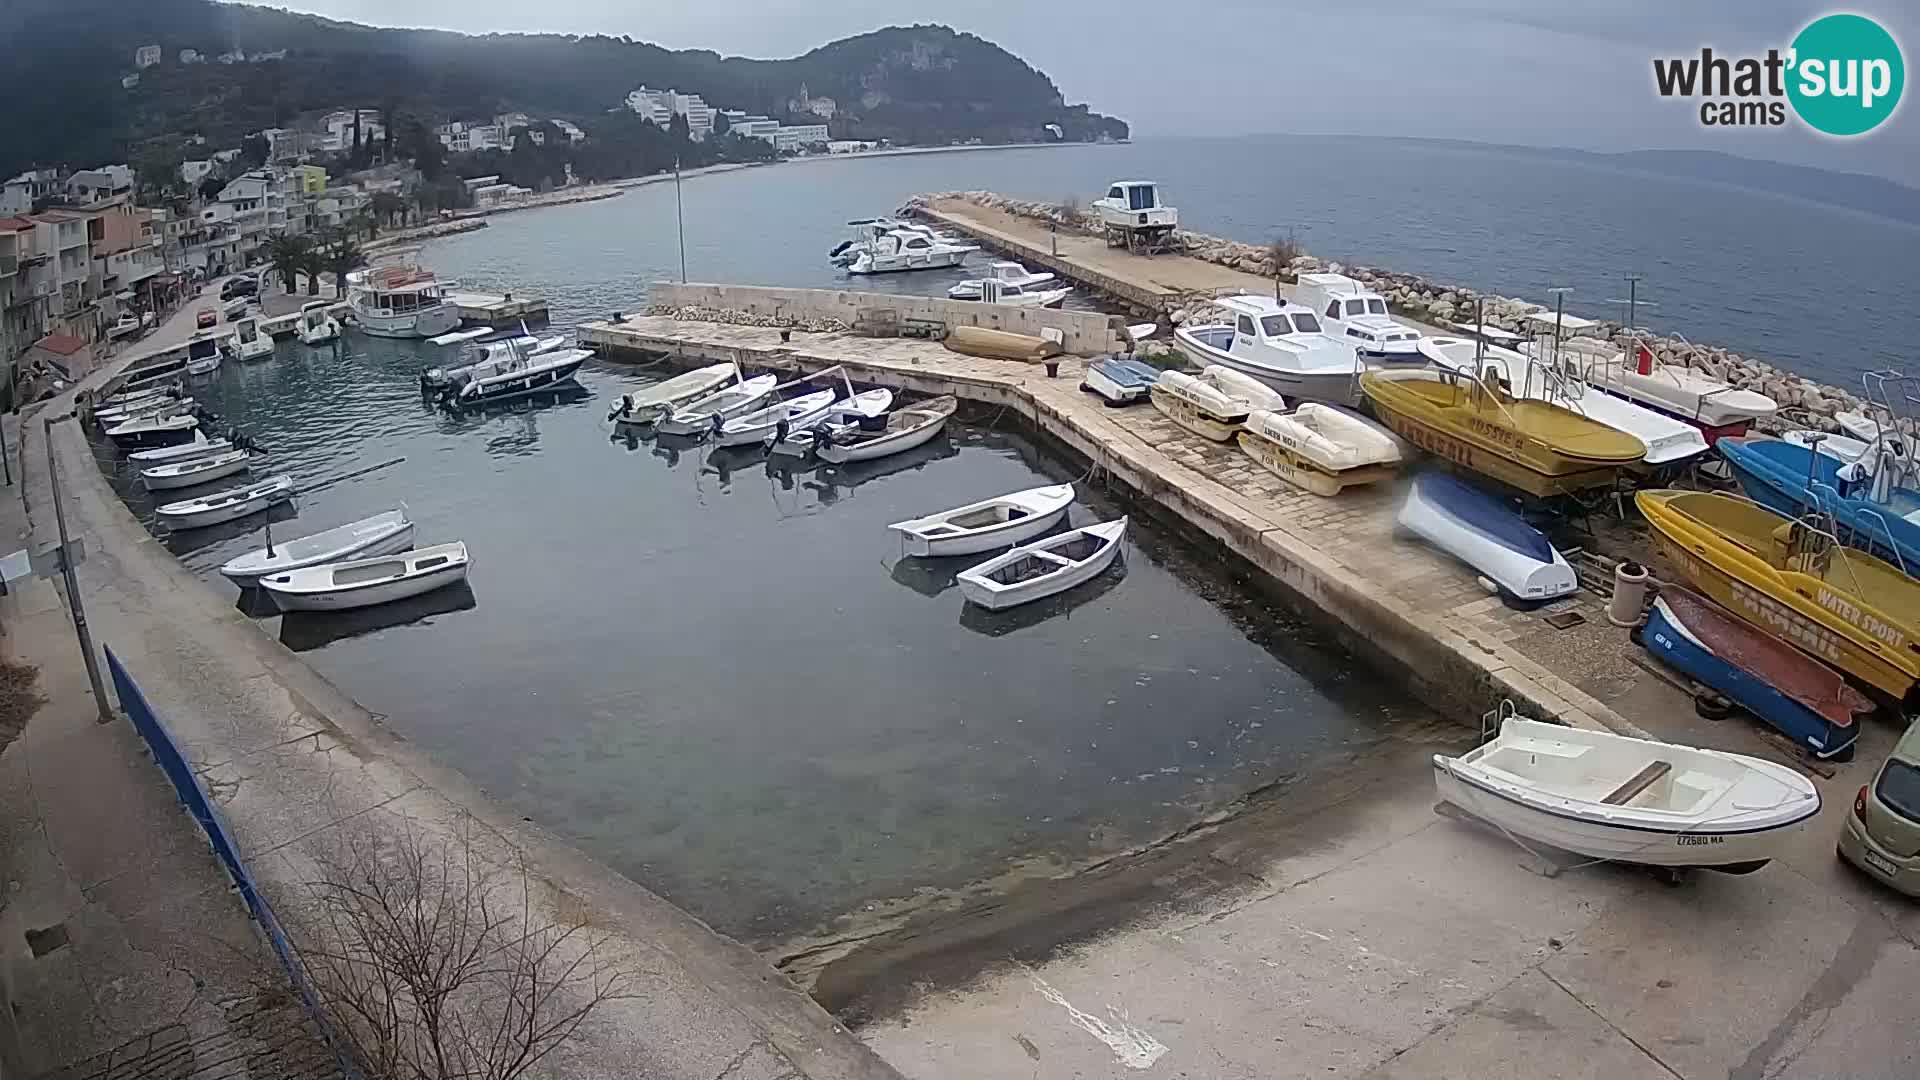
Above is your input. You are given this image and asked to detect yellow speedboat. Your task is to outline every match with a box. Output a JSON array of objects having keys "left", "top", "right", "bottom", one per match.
[
  {"left": 1637, "top": 489, "right": 1920, "bottom": 701},
  {"left": 1360, "top": 370, "right": 1645, "bottom": 497}
]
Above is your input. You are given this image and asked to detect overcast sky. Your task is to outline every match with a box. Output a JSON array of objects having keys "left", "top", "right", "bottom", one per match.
[{"left": 265, "top": 1, "right": 1915, "bottom": 182}]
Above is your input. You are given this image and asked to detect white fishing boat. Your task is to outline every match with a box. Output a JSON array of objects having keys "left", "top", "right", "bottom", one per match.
[
  {"left": 1173, "top": 295, "right": 1365, "bottom": 405},
  {"left": 889, "top": 484, "right": 1076, "bottom": 557},
  {"left": 106, "top": 412, "right": 199, "bottom": 450},
  {"left": 1587, "top": 344, "right": 1778, "bottom": 434},
  {"left": 715, "top": 389, "right": 839, "bottom": 448},
  {"left": 153, "top": 474, "right": 294, "bottom": 530},
  {"left": 1295, "top": 273, "right": 1424, "bottom": 360},
  {"left": 608, "top": 362, "right": 742, "bottom": 426},
  {"left": 444, "top": 341, "right": 592, "bottom": 405},
  {"left": 845, "top": 229, "right": 975, "bottom": 275},
  {"left": 957, "top": 518, "right": 1128, "bottom": 610},
  {"left": 219, "top": 509, "right": 416, "bottom": 585},
  {"left": 655, "top": 374, "right": 781, "bottom": 436},
  {"left": 1434, "top": 717, "right": 1820, "bottom": 873},
  {"left": 1149, "top": 367, "right": 1284, "bottom": 442},
  {"left": 1238, "top": 404, "right": 1403, "bottom": 496},
  {"left": 232, "top": 317, "right": 275, "bottom": 362},
  {"left": 346, "top": 266, "right": 459, "bottom": 339},
  {"left": 947, "top": 261, "right": 1058, "bottom": 299},
  {"left": 817, "top": 396, "right": 958, "bottom": 464},
  {"left": 128, "top": 436, "right": 232, "bottom": 465},
  {"left": 958, "top": 278, "right": 1071, "bottom": 308},
  {"left": 140, "top": 449, "right": 251, "bottom": 491},
  {"left": 1398, "top": 471, "right": 1577, "bottom": 605},
  {"left": 297, "top": 301, "right": 342, "bottom": 345},
  {"left": 260, "top": 541, "right": 470, "bottom": 613}
]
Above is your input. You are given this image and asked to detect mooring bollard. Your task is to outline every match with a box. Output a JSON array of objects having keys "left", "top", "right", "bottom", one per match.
[{"left": 1044, "top": 360, "right": 1060, "bottom": 379}]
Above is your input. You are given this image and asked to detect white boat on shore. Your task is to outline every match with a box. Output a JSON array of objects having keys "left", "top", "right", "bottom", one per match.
[
  {"left": 260, "top": 541, "right": 469, "bottom": 612},
  {"left": 220, "top": 509, "right": 416, "bottom": 585},
  {"left": 817, "top": 396, "right": 958, "bottom": 464},
  {"left": 1172, "top": 295, "right": 1365, "bottom": 406},
  {"left": 608, "top": 363, "right": 742, "bottom": 426},
  {"left": 1586, "top": 344, "right": 1777, "bottom": 434},
  {"left": 1398, "top": 471, "right": 1577, "bottom": 605},
  {"left": 957, "top": 518, "right": 1128, "bottom": 610},
  {"left": 154, "top": 474, "right": 294, "bottom": 530},
  {"left": 1434, "top": 717, "right": 1820, "bottom": 873},
  {"left": 129, "top": 436, "right": 233, "bottom": 465},
  {"left": 889, "top": 484, "right": 1076, "bottom": 557},
  {"left": 140, "top": 449, "right": 251, "bottom": 491},
  {"left": 1295, "top": 273, "right": 1425, "bottom": 360},
  {"left": 947, "top": 261, "right": 1058, "bottom": 299},
  {"left": 655, "top": 374, "right": 781, "bottom": 436},
  {"left": 1238, "top": 404, "right": 1403, "bottom": 496},
  {"left": 1149, "top": 368, "right": 1284, "bottom": 442}
]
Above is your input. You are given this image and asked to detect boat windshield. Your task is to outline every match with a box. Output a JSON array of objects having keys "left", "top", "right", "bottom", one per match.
[
  {"left": 1127, "top": 184, "right": 1156, "bottom": 211},
  {"left": 1293, "top": 312, "right": 1322, "bottom": 333},
  {"left": 1259, "top": 315, "right": 1293, "bottom": 337},
  {"left": 1878, "top": 759, "right": 1920, "bottom": 822},
  {"left": 1368, "top": 299, "right": 1387, "bottom": 315}
]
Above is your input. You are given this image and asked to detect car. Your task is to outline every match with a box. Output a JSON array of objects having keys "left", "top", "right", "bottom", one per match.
[
  {"left": 1838, "top": 719, "right": 1920, "bottom": 897},
  {"left": 220, "top": 275, "right": 260, "bottom": 302},
  {"left": 196, "top": 308, "right": 217, "bottom": 329}
]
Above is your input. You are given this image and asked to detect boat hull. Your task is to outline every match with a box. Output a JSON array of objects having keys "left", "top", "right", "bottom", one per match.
[
  {"left": 957, "top": 521, "right": 1126, "bottom": 610},
  {"left": 266, "top": 559, "right": 467, "bottom": 612},
  {"left": 1237, "top": 428, "right": 1395, "bottom": 496},
  {"left": 1148, "top": 382, "right": 1244, "bottom": 442},
  {"left": 141, "top": 454, "right": 250, "bottom": 491},
  {"left": 222, "top": 522, "right": 415, "bottom": 585},
  {"left": 1398, "top": 472, "right": 1577, "bottom": 604}
]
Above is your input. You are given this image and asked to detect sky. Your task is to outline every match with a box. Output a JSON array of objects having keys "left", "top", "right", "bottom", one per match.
[{"left": 261, "top": 1, "right": 1915, "bottom": 182}]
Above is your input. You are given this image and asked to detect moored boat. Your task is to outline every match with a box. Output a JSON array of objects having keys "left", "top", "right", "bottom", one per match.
[
  {"left": 1434, "top": 718, "right": 1820, "bottom": 873},
  {"left": 608, "top": 362, "right": 742, "bottom": 426},
  {"left": 219, "top": 509, "right": 416, "bottom": 585},
  {"left": 816, "top": 396, "right": 957, "bottom": 464},
  {"left": 655, "top": 374, "right": 781, "bottom": 436},
  {"left": 1399, "top": 471, "right": 1577, "bottom": 604},
  {"left": 128, "top": 436, "right": 233, "bottom": 465},
  {"left": 957, "top": 519, "right": 1128, "bottom": 610},
  {"left": 154, "top": 474, "right": 295, "bottom": 530},
  {"left": 1238, "top": 404, "right": 1402, "bottom": 496},
  {"left": 260, "top": 541, "right": 470, "bottom": 612},
  {"left": 106, "top": 412, "right": 200, "bottom": 450},
  {"left": 140, "top": 449, "right": 251, "bottom": 491},
  {"left": 890, "top": 484, "right": 1076, "bottom": 557}
]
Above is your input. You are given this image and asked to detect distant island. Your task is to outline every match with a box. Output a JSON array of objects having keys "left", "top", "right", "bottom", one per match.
[{"left": 0, "top": 0, "right": 1129, "bottom": 181}]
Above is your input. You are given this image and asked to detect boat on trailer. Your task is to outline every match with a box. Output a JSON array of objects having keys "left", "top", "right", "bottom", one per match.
[
  {"left": 889, "top": 484, "right": 1076, "bottom": 557},
  {"left": 1434, "top": 718, "right": 1821, "bottom": 874},
  {"left": 957, "top": 519, "right": 1128, "bottom": 610},
  {"left": 1398, "top": 471, "right": 1578, "bottom": 606},
  {"left": 260, "top": 541, "right": 470, "bottom": 612},
  {"left": 219, "top": 509, "right": 416, "bottom": 585},
  {"left": 1239, "top": 404, "right": 1403, "bottom": 496}
]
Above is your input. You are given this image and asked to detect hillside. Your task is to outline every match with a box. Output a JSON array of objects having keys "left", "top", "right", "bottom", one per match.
[{"left": 0, "top": 0, "right": 1128, "bottom": 178}]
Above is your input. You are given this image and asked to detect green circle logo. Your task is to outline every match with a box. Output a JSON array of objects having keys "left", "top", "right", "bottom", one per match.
[{"left": 1788, "top": 13, "right": 1905, "bottom": 136}]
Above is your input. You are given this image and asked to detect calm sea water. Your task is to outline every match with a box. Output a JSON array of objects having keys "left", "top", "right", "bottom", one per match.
[
  {"left": 97, "top": 333, "right": 1438, "bottom": 943},
  {"left": 425, "top": 136, "right": 1918, "bottom": 388}
]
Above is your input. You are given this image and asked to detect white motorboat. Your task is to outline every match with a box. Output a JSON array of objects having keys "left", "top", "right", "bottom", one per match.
[
  {"left": 1295, "top": 273, "right": 1425, "bottom": 361},
  {"left": 346, "top": 266, "right": 458, "bottom": 339},
  {"left": 957, "top": 518, "right": 1128, "bottom": 610},
  {"left": 140, "top": 449, "right": 251, "bottom": 491},
  {"left": 232, "top": 317, "right": 274, "bottom": 362},
  {"left": 889, "top": 484, "right": 1076, "bottom": 557},
  {"left": 129, "top": 436, "right": 232, "bottom": 465},
  {"left": 106, "top": 413, "right": 200, "bottom": 450},
  {"left": 96, "top": 394, "right": 189, "bottom": 428},
  {"left": 817, "top": 396, "right": 958, "bottom": 464},
  {"left": 153, "top": 474, "right": 294, "bottom": 530},
  {"left": 770, "top": 388, "right": 895, "bottom": 454},
  {"left": 297, "top": 301, "right": 342, "bottom": 345},
  {"left": 958, "top": 278, "right": 1071, "bottom": 308},
  {"left": 444, "top": 341, "right": 592, "bottom": 405},
  {"left": 1149, "top": 369, "right": 1278, "bottom": 442},
  {"left": 260, "top": 541, "right": 469, "bottom": 613},
  {"left": 1433, "top": 717, "right": 1820, "bottom": 873},
  {"left": 219, "top": 509, "right": 416, "bottom": 585},
  {"left": 1398, "top": 471, "right": 1577, "bottom": 605},
  {"left": 1238, "top": 404, "right": 1403, "bottom": 496},
  {"left": 845, "top": 229, "right": 975, "bottom": 275},
  {"left": 1172, "top": 295, "right": 1365, "bottom": 406},
  {"left": 947, "top": 261, "right": 1059, "bottom": 299},
  {"left": 655, "top": 374, "right": 781, "bottom": 436},
  {"left": 1586, "top": 344, "right": 1778, "bottom": 433},
  {"left": 608, "top": 362, "right": 742, "bottom": 426},
  {"left": 715, "top": 388, "right": 839, "bottom": 448}
]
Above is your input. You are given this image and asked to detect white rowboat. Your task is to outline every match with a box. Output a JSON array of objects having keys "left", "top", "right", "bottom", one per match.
[
  {"left": 141, "top": 450, "right": 251, "bottom": 491},
  {"left": 609, "top": 363, "right": 741, "bottom": 426},
  {"left": 889, "top": 484, "right": 1076, "bottom": 557},
  {"left": 957, "top": 518, "right": 1128, "bottom": 610},
  {"left": 261, "top": 541, "right": 470, "bottom": 612},
  {"left": 715, "top": 389, "right": 839, "bottom": 448},
  {"left": 106, "top": 414, "right": 199, "bottom": 449},
  {"left": 817, "top": 396, "right": 958, "bottom": 464},
  {"left": 129, "top": 437, "right": 233, "bottom": 465},
  {"left": 655, "top": 374, "right": 781, "bottom": 436},
  {"left": 1433, "top": 718, "right": 1819, "bottom": 873},
  {"left": 219, "top": 509, "right": 415, "bottom": 585},
  {"left": 154, "top": 474, "right": 294, "bottom": 530}
]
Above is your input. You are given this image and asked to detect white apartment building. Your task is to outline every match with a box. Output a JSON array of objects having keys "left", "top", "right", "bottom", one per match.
[
  {"left": 1, "top": 170, "right": 63, "bottom": 216},
  {"left": 771, "top": 124, "right": 830, "bottom": 153},
  {"left": 625, "top": 87, "right": 715, "bottom": 140},
  {"left": 67, "top": 165, "right": 134, "bottom": 203}
]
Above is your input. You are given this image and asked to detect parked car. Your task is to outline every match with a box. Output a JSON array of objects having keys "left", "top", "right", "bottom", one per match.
[
  {"left": 196, "top": 308, "right": 217, "bottom": 329},
  {"left": 1838, "top": 719, "right": 1920, "bottom": 896},
  {"left": 220, "top": 275, "right": 260, "bottom": 302}
]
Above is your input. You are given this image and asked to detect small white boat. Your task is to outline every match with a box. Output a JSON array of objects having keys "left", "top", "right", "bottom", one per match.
[
  {"left": 817, "top": 396, "right": 958, "bottom": 464},
  {"left": 1083, "top": 358, "right": 1161, "bottom": 405},
  {"left": 140, "top": 449, "right": 251, "bottom": 491},
  {"left": 1295, "top": 273, "right": 1424, "bottom": 360},
  {"left": 1149, "top": 369, "right": 1276, "bottom": 442},
  {"left": 889, "top": 484, "right": 1076, "bottom": 557},
  {"left": 1238, "top": 404, "right": 1403, "bottom": 496},
  {"left": 1587, "top": 346, "right": 1778, "bottom": 432},
  {"left": 219, "top": 509, "right": 416, "bottom": 585},
  {"left": 129, "top": 436, "right": 233, "bottom": 465},
  {"left": 106, "top": 413, "right": 200, "bottom": 450},
  {"left": 947, "top": 261, "right": 1058, "bottom": 299},
  {"left": 233, "top": 317, "right": 275, "bottom": 362},
  {"left": 1172, "top": 295, "right": 1365, "bottom": 406},
  {"left": 715, "top": 389, "right": 839, "bottom": 448},
  {"left": 260, "top": 541, "right": 470, "bottom": 612},
  {"left": 957, "top": 278, "right": 1071, "bottom": 308},
  {"left": 655, "top": 374, "right": 781, "bottom": 436},
  {"left": 153, "top": 474, "right": 294, "bottom": 530},
  {"left": 297, "top": 301, "right": 342, "bottom": 346},
  {"left": 1398, "top": 472, "right": 1576, "bottom": 605},
  {"left": 1434, "top": 717, "right": 1820, "bottom": 873},
  {"left": 957, "top": 518, "right": 1128, "bottom": 610},
  {"left": 608, "top": 363, "right": 741, "bottom": 426},
  {"left": 845, "top": 229, "right": 976, "bottom": 274},
  {"left": 769, "top": 388, "right": 896, "bottom": 455}
]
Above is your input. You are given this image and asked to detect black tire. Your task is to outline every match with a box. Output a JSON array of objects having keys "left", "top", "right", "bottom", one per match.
[
  {"left": 1628, "top": 624, "right": 1644, "bottom": 647},
  {"left": 1694, "top": 692, "right": 1733, "bottom": 720}
]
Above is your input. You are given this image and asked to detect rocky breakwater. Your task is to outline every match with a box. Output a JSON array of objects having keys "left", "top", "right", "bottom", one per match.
[
  {"left": 907, "top": 190, "right": 1873, "bottom": 435},
  {"left": 645, "top": 303, "right": 851, "bottom": 333}
]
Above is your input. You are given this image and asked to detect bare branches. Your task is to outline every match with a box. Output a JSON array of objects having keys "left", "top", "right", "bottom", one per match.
[{"left": 287, "top": 814, "right": 629, "bottom": 1080}]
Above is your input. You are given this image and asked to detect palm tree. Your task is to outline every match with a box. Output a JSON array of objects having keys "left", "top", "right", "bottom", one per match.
[
  {"left": 265, "top": 234, "right": 314, "bottom": 294},
  {"left": 319, "top": 227, "right": 367, "bottom": 298},
  {"left": 370, "top": 190, "right": 407, "bottom": 229}
]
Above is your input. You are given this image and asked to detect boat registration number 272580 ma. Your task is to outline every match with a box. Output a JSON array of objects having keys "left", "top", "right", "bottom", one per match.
[{"left": 1677, "top": 834, "right": 1727, "bottom": 846}]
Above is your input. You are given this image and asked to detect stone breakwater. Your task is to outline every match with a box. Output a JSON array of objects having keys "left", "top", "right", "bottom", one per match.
[
  {"left": 646, "top": 303, "right": 852, "bottom": 333},
  {"left": 905, "top": 191, "right": 1875, "bottom": 433}
]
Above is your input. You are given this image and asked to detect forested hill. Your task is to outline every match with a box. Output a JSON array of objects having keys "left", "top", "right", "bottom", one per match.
[{"left": 0, "top": 0, "right": 1128, "bottom": 177}]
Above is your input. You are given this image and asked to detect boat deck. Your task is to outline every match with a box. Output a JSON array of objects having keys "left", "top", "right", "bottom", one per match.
[{"left": 583, "top": 313, "right": 1655, "bottom": 736}]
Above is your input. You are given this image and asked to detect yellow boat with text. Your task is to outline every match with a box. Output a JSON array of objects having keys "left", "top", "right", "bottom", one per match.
[
  {"left": 1360, "top": 370, "right": 1644, "bottom": 497},
  {"left": 1637, "top": 489, "right": 1920, "bottom": 702}
]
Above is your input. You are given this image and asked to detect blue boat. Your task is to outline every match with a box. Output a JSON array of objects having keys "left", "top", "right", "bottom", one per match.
[
  {"left": 1716, "top": 436, "right": 1920, "bottom": 573},
  {"left": 1082, "top": 357, "right": 1161, "bottom": 405},
  {"left": 1397, "top": 471, "right": 1576, "bottom": 607},
  {"left": 1643, "top": 589, "right": 1864, "bottom": 761}
]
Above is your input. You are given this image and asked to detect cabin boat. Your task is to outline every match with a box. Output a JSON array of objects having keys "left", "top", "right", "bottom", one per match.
[
  {"left": 1434, "top": 718, "right": 1821, "bottom": 873},
  {"left": 140, "top": 449, "right": 251, "bottom": 491},
  {"left": 232, "top": 317, "right": 274, "bottom": 362},
  {"left": 656, "top": 374, "right": 782, "bottom": 436},
  {"left": 890, "top": 484, "right": 1076, "bottom": 557},
  {"left": 1172, "top": 295, "right": 1364, "bottom": 405},
  {"left": 1295, "top": 273, "right": 1424, "bottom": 361},
  {"left": 297, "top": 301, "right": 342, "bottom": 345},
  {"left": 1239, "top": 404, "right": 1403, "bottom": 496},
  {"left": 1092, "top": 181, "right": 1177, "bottom": 252},
  {"left": 608, "top": 363, "right": 744, "bottom": 426},
  {"left": 219, "top": 509, "right": 415, "bottom": 585},
  {"left": 845, "top": 229, "right": 975, "bottom": 275},
  {"left": 1636, "top": 489, "right": 1920, "bottom": 703},
  {"left": 260, "top": 541, "right": 470, "bottom": 613},
  {"left": 1586, "top": 343, "right": 1777, "bottom": 440},
  {"left": 947, "top": 261, "right": 1059, "bottom": 299},
  {"left": 1399, "top": 471, "right": 1577, "bottom": 605},
  {"left": 1082, "top": 358, "right": 1161, "bottom": 405},
  {"left": 1643, "top": 589, "right": 1866, "bottom": 761},
  {"left": 1360, "top": 370, "right": 1646, "bottom": 497},
  {"left": 441, "top": 339, "right": 593, "bottom": 406},
  {"left": 153, "top": 474, "right": 294, "bottom": 530},
  {"left": 957, "top": 519, "right": 1128, "bottom": 610},
  {"left": 816, "top": 396, "right": 958, "bottom": 464},
  {"left": 346, "top": 266, "right": 459, "bottom": 338}
]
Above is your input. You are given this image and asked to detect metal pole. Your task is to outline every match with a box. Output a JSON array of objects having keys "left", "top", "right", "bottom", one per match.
[
  {"left": 43, "top": 419, "right": 113, "bottom": 724},
  {"left": 1626, "top": 276, "right": 1640, "bottom": 330},
  {"left": 2, "top": 417, "right": 12, "bottom": 487},
  {"left": 674, "top": 157, "right": 687, "bottom": 284}
]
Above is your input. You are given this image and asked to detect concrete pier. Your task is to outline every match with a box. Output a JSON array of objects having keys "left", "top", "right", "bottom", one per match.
[{"left": 446, "top": 290, "right": 551, "bottom": 328}]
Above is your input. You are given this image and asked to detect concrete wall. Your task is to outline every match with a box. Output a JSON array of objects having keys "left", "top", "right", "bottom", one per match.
[{"left": 648, "top": 282, "right": 1128, "bottom": 357}]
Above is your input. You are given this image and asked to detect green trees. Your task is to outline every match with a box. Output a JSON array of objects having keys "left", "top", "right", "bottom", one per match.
[
  {"left": 264, "top": 234, "right": 314, "bottom": 293},
  {"left": 318, "top": 227, "right": 366, "bottom": 297}
]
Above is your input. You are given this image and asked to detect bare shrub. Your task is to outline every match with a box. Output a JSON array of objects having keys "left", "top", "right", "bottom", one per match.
[
  {"left": 1267, "top": 233, "right": 1304, "bottom": 293},
  {"left": 1054, "top": 195, "right": 1084, "bottom": 228}
]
